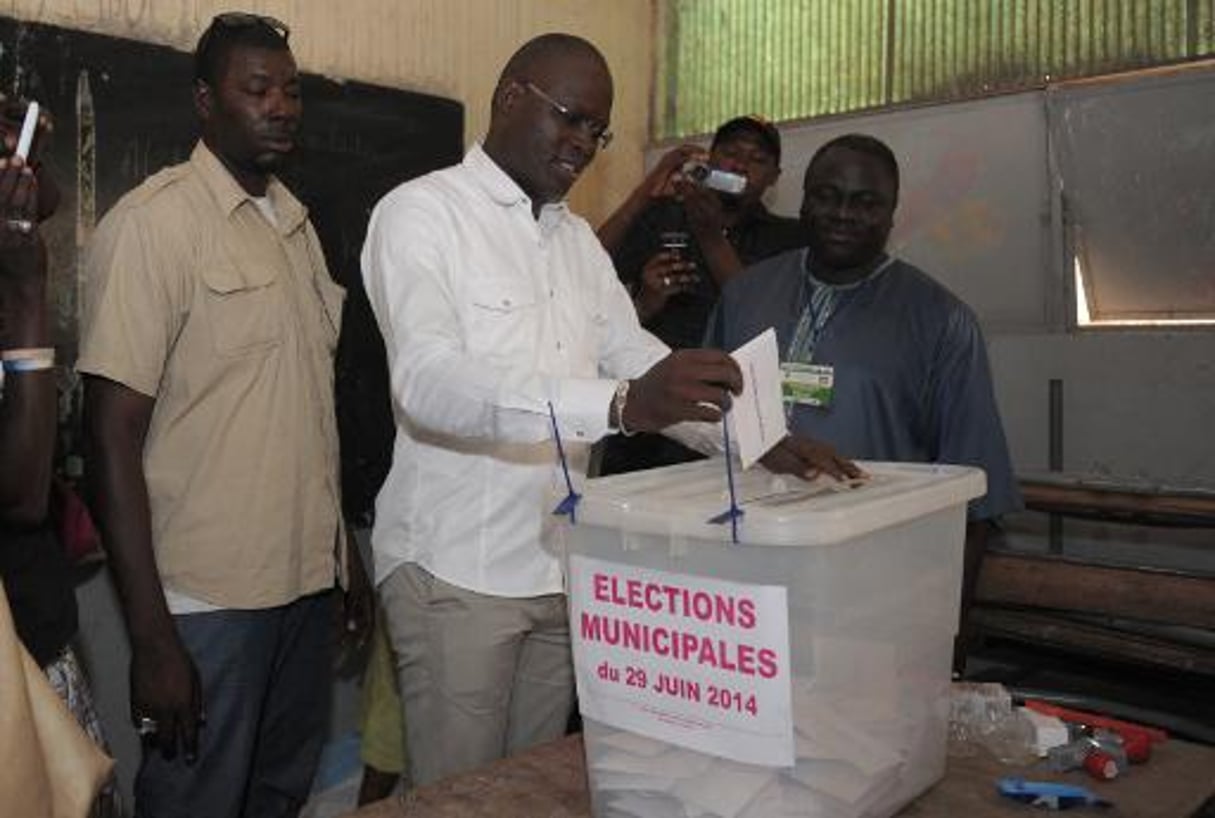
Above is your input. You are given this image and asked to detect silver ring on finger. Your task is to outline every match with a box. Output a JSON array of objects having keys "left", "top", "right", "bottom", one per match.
[{"left": 4, "top": 218, "right": 34, "bottom": 234}]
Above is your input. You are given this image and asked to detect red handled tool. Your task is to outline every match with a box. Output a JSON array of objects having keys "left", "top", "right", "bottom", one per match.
[{"left": 1023, "top": 700, "right": 1166, "bottom": 764}]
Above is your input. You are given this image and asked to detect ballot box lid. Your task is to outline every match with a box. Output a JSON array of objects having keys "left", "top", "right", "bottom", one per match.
[{"left": 576, "top": 459, "right": 986, "bottom": 547}]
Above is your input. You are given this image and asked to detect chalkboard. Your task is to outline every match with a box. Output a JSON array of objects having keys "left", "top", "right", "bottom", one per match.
[{"left": 1, "top": 15, "right": 464, "bottom": 522}]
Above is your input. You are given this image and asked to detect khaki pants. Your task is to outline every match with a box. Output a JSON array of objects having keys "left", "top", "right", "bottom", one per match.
[{"left": 379, "top": 562, "right": 574, "bottom": 786}]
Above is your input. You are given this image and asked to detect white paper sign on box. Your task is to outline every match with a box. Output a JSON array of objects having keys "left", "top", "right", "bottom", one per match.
[{"left": 569, "top": 553, "right": 794, "bottom": 767}]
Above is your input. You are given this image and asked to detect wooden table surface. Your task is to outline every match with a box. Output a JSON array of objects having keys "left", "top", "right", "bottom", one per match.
[{"left": 345, "top": 733, "right": 1215, "bottom": 818}]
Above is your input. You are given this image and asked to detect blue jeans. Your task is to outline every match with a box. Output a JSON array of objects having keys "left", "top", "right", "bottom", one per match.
[{"left": 134, "top": 591, "right": 335, "bottom": 818}]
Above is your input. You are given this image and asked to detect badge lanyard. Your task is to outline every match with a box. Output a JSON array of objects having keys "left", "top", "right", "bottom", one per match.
[
  {"left": 786, "top": 281, "right": 838, "bottom": 364},
  {"left": 787, "top": 254, "right": 895, "bottom": 363},
  {"left": 782, "top": 255, "right": 895, "bottom": 418}
]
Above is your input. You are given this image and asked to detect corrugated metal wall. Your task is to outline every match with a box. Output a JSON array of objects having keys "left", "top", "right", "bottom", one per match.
[
  {"left": 660, "top": 0, "right": 1215, "bottom": 139},
  {"left": 663, "top": 0, "right": 888, "bottom": 136}
]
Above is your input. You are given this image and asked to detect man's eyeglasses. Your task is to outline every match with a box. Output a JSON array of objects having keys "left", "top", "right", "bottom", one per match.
[
  {"left": 524, "top": 82, "right": 613, "bottom": 151},
  {"left": 208, "top": 12, "right": 291, "bottom": 41}
]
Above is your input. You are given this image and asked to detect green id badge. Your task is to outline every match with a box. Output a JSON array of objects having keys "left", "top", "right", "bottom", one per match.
[{"left": 781, "top": 362, "right": 835, "bottom": 408}]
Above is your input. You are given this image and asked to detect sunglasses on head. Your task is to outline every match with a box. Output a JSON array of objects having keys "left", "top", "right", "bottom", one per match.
[{"left": 207, "top": 12, "right": 291, "bottom": 41}]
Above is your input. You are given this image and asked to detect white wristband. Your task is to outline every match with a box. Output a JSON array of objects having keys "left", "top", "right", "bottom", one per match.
[
  {"left": 2, "top": 357, "right": 54, "bottom": 373},
  {"left": 1, "top": 347, "right": 55, "bottom": 372}
]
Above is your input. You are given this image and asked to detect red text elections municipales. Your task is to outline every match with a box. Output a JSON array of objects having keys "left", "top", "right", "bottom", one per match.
[{"left": 581, "top": 572, "right": 779, "bottom": 680}]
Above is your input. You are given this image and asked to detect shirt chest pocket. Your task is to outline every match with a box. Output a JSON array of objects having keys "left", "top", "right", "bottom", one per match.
[
  {"left": 201, "top": 264, "right": 284, "bottom": 356},
  {"left": 466, "top": 278, "right": 539, "bottom": 360}
]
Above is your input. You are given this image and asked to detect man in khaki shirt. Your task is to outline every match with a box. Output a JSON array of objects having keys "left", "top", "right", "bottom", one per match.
[{"left": 79, "top": 14, "right": 370, "bottom": 817}]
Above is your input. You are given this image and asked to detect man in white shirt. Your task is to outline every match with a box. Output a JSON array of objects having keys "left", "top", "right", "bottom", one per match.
[{"left": 361, "top": 33, "right": 855, "bottom": 784}]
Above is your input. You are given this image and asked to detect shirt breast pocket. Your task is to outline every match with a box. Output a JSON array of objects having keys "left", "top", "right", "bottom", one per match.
[
  {"left": 201, "top": 264, "right": 284, "bottom": 356},
  {"left": 467, "top": 278, "right": 538, "bottom": 360}
]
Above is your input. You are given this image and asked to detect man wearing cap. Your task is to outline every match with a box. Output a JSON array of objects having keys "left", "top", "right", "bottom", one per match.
[{"left": 597, "top": 115, "right": 804, "bottom": 473}]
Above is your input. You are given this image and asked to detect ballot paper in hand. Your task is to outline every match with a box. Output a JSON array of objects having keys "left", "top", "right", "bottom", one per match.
[{"left": 729, "top": 328, "right": 788, "bottom": 469}]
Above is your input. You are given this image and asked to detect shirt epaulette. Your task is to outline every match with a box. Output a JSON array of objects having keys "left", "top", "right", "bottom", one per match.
[{"left": 112, "top": 163, "right": 197, "bottom": 212}]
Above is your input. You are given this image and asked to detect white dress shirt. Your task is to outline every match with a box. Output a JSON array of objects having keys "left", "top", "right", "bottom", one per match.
[{"left": 361, "top": 144, "right": 673, "bottom": 597}]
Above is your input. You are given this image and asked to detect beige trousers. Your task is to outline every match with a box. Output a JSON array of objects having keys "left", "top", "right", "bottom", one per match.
[{"left": 379, "top": 562, "right": 574, "bottom": 785}]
